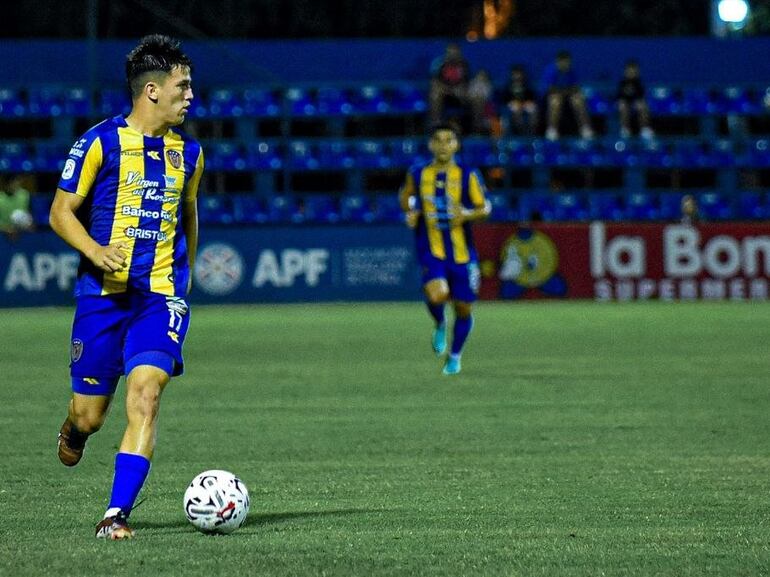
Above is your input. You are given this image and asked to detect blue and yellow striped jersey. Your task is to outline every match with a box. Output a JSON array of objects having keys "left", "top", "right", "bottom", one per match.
[
  {"left": 402, "top": 162, "right": 488, "bottom": 264},
  {"left": 58, "top": 115, "right": 204, "bottom": 298}
]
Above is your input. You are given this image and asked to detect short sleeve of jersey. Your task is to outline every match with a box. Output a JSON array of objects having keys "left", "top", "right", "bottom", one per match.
[
  {"left": 468, "top": 169, "right": 487, "bottom": 207},
  {"left": 58, "top": 132, "right": 104, "bottom": 197},
  {"left": 185, "top": 146, "right": 205, "bottom": 201}
]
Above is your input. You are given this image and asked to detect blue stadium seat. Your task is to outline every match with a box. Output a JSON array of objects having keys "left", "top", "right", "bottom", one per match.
[
  {"left": 625, "top": 192, "right": 658, "bottom": 221},
  {"left": 231, "top": 193, "right": 269, "bottom": 224},
  {"left": 208, "top": 88, "right": 244, "bottom": 117},
  {"left": 658, "top": 193, "right": 684, "bottom": 221},
  {"left": 697, "top": 192, "right": 732, "bottom": 220},
  {"left": 288, "top": 140, "right": 320, "bottom": 170},
  {"left": 198, "top": 195, "right": 234, "bottom": 225},
  {"left": 0, "top": 143, "right": 34, "bottom": 172},
  {"left": 64, "top": 87, "right": 90, "bottom": 116},
  {"left": 317, "top": 140, "right": 355, "bottom": 169},
  {"left": 589, "top": 192, "right": 624, "bottom": 221},
  {"left": 339, "top": 193, "right": 375, "bottom": 223},
  {"left": 571, "top": 139, "right": 608, "bottom": 167},
  {"left": 390, "top": 138, "right": 427, "bottom": 167},
  {"left": 681, "top": 88, "right": 716, "bottom": 115},
  {"left": 246, "top": 141, "right": 283, "bottom": 170},
  {"left": 648, "top": 86, "right": 681, "bottom": 115},
  {"left": 390, "top": 84, "right": 427, "bottom": 113},
  {"left": 371, "top": 195, "right": 403, "bottom": 223},
  {"left": 520, "top": 192, "right": 556, "bottom": 221},
  {"left": 317, "top": 87, "right": 353, "bottom": 116},
  {"left": 501, "top": 138, "right": 535, "bottom": 167},
  {"left": 303, "top": 194, "right": 340, "bottom": 223},
  {"left": 584, "top": 86, "right": 611, "bottom": 115},
  {"left": 268, "top": 195, "right": 301, "bottom": 223},
  {"left": 640, "top": 140, "right": 674, "bottom": 168},
  {"left": 356, "top": 140, "right": 391, "bottom": 169},
  {"left": 720, "top": 86, "right": 761, "bottom": 115},
  {"left": 285, "top": 87, "right": 317, "bottom": 116},
  {"left": 27, "top": 87, "right": 64, "bottom": 117},
  {"left": 242, "top": 88, "right": 281, "bottom": 117},
  {"left": 188, "top": 92, "right": 209, "bottom": 119},
  {"left": 553, "top": 193, "right": 589, "bottom": 221},
  {"left": 487, "top": 193, "right": 517, "bottom": 222},
  {"left": 0, "top": 88, "right": 26, "bottom": 117},
  {"left": 747, "top": 140, "right": 770, "bottom": 168},
  {"left": 207, "top": 142, "right": 247, "bottom": 171},
  {"left": 738, "top": 191, "right": 767, "bottom": 220},
  {"left": 461, "top": 137, "right": 498, "bottom": 167},
  {"left": 353, "top": 85, "right": 390, "bottom": 114},
  {"left": 100, "top": 88, "right": 131, "bottom": 116}
]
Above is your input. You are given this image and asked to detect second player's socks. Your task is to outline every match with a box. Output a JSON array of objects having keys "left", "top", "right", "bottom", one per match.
[
  {"left": 451, "top": 315, "right": 474, "bottom": 355},
  {"left": 107, "top": 452, "right": 151, "bottom": 517}
]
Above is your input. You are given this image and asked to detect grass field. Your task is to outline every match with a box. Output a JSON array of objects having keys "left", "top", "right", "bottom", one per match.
[{"left": 1, "top": 301, "right": 770, "bottom": 576}]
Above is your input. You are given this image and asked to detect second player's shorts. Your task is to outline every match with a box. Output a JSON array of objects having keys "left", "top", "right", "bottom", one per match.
[
  {"left": 69, "top": 291, "right": 191, "bottom": 392},
  {"left": 420, "top": 254, "right": 481, "bottom": 303}
]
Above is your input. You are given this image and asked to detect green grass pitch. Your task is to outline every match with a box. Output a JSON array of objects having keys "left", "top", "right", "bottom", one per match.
[{"left": 1, "top": 301, "right": 769, "bottom": 576}]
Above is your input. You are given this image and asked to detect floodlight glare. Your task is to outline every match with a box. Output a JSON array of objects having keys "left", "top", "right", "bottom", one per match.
[{"left": 717, "top": 0, "right": 749, "bottom": 23}]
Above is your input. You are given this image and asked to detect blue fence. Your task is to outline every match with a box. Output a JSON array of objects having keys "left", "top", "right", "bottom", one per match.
[{"left": 0, "top": 226, "right": 422, "bottom": 307}]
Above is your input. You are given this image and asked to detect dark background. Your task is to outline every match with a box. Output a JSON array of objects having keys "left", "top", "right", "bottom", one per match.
[{"left": 4, "top": 0, "right": 769, "bottom": 38}]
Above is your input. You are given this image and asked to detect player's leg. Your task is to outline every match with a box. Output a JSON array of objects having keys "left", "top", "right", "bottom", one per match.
[
  {"left": 58, "top": 392, "right": 113, "bottom": 466},
  {"left": 546, "top": 91, "right": 563, "bottom": 140},
  {"left": 424, "top": 277, "right": 450, "bottom": 356},
  {"left": 58, "top": 295, "right": 126, "bottom": 466},
  {"left": 442, "top": 261, "right": 480, "bottom": 375},
  {"left": 443, "top": 300, "right": 474, "bottom": 376},
  {"left": 97, "top": 294, "right": 190, "bottom": 540}
]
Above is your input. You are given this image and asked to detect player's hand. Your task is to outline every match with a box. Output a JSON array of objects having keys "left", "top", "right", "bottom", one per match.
[
  {"left": 447, "top": 204, "right": 470, "bottom": 224},
  {"left": 89, "top": 242, "right": 128, "bottom": 273},
  {"left": 405, "top": 209, "right": 421, "bottom": 229}
]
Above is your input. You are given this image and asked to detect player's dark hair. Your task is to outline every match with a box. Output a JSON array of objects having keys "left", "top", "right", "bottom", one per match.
[
  {"left": 556, "top": 49, "right": 571, "bottom": 60},
  {"left": 126, "top": 35, "right": 192, "bottom": 99},
  {"left": 429, "top": 121, "right": 461, "bottom": 139}
]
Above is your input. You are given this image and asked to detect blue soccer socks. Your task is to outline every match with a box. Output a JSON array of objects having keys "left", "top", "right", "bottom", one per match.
[
  {"left": 427, "top": 302, "right": 446, "bottom": 326},
  {"left": 107, "top": 452, "right": 151, "bottom": 516},
  {"left": 450, "top": 314, "right": 473, "bottom": 356}
]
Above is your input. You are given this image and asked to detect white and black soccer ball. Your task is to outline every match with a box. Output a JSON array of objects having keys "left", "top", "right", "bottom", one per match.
[{"left": 183, "top": 469, "right": 250, "bottom": 534}]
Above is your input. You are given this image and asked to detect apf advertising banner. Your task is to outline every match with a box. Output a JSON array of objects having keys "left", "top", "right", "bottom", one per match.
[
  {"left": 476, "top": 222, "right": 770, "bottom": 301},
  {"left": 0, "top": 226, "right": 421, "bottom": 307},
  {"left": 3, "top": 223, "right": 770, "bottom": 306}
]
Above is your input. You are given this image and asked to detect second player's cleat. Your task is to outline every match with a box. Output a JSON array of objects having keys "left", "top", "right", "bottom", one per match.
[
  {"left": 442, "top": 354, "right": 462, "bottom": 375},
  {"left": 432, "top": 323, "right": 447, "bottom": 356},
  {"left": 57, "top": 418, "right": 89, "bottom": 467},
  {"left": 95, "top": 511, "right": 134, "bottom": 540}
]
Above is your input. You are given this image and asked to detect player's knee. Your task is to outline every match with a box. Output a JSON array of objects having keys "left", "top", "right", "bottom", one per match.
[
  {"left": 71, "top": 407, "right": 107, "bottom": 434},
  {"left": 126, "top": 370, "right": 167, "bottom": 420},
  {"left": 454, "top": 302, "right": 473, "bottom": 318}
]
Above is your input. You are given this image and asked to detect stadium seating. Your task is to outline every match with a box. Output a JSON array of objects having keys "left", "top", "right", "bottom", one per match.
[{"left": 1, "top": 80, "right": 769, "bottom": 225}]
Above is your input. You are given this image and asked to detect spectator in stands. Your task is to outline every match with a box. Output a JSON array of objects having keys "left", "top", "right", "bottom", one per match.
[
  {"left": 617, "top": 59, "right": 654, "bottom": 139},
  {"left": 500, "top": 65, "right": 538, "bottom": 136},
  {"left": 467, "top": 69, "right": 498, "bottom": 135},
  {"left": 0, "top": 175, "right": 34, "bottom": 239},
  {"left": 541, "top": 50, "right": 594, "bottom": 141},
  {"left": 680, "top": 194, "right": 699, "bottom": 225},
  {"left": 429, "top": 43, "right": 488, "bottom": 135}
]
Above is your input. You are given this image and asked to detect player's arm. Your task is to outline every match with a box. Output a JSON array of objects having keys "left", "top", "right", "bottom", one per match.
[
  {"left": 49, "top": 189, "right": 127, "bottom": 273},
  {"left": 182, "top": 148, "right": 204, "bottom": 293},
  {"left": 399, "top": 172, "right": 420, "bottom": 229},
  {"left": 451, "top": 170, "right": 491, "bottom": 224}
]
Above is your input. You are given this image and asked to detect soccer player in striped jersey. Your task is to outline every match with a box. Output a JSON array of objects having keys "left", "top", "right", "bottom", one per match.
[
  {"left": 399, "top": 123, "right": 491, "bottom": 375},
  {"left": 50, "top": 35, "right": 203, "bottom": 540}
]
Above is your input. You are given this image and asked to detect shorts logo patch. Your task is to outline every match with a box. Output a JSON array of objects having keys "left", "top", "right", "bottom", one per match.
[
  {"left": 166, "top": 149, "right": 182, "bottom": 169},
  {"left": 71, "top": 339, "right": 84, "bottom": 363}
]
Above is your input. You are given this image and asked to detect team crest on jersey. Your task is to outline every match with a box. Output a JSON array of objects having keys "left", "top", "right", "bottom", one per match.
[
  {"left": 71, "top": 338, "right": 84, "bottom": 363},
  {"left": 166, "top": 149, "right": 182, "bottom": 169}
]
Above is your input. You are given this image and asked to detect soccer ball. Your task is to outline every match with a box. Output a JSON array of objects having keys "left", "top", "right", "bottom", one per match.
[{"left": 183, "top": 470, "right": 250, "bottom": 534}]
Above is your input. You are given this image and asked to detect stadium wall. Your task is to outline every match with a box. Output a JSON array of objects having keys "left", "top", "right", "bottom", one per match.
[
  {"left": 2, "top": 223, "right": 769, "bottom": 306},
  {"left": 2, "top": 38, "right": 769, "bottom": 86}
]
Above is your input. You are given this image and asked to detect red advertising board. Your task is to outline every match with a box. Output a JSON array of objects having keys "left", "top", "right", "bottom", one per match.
[{"left": 475, "top": 222, "right": 770, "bottom": 301}]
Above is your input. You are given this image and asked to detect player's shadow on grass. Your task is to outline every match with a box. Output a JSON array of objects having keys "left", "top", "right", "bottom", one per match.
[{"left": 140, "top": 508, "right": 387, "bottom": 533}]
